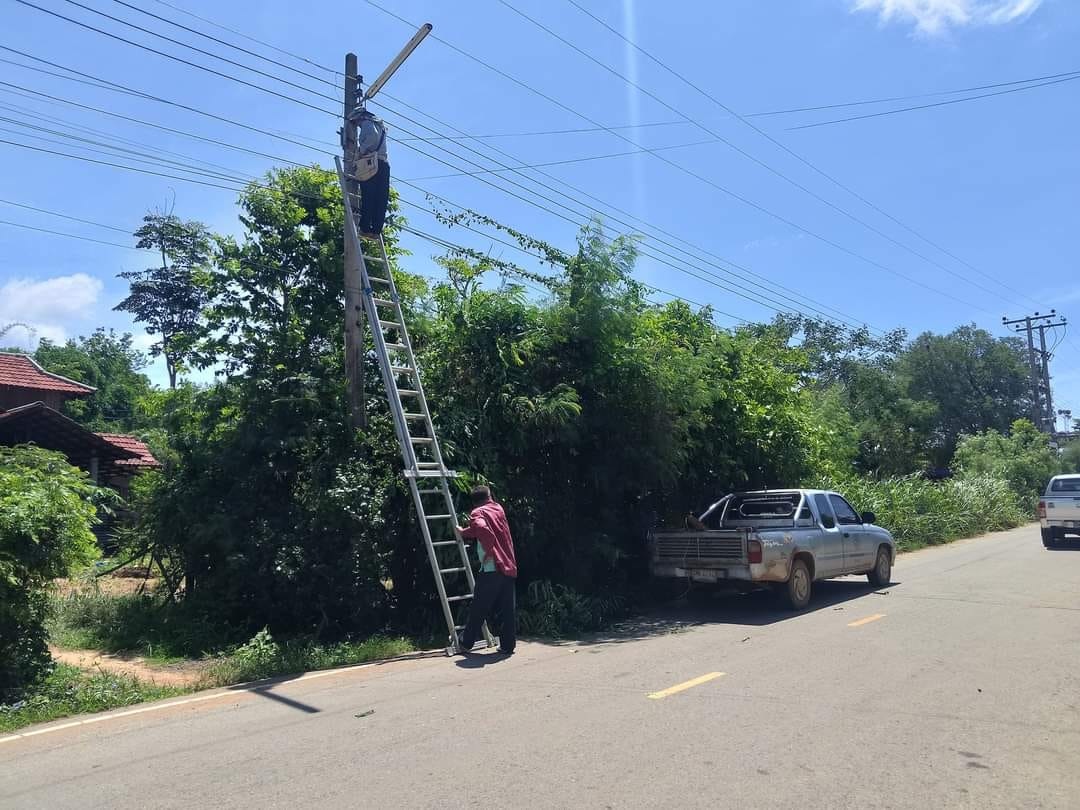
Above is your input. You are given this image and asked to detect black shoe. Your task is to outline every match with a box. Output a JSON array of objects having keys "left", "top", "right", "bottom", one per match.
[
  {"left": 456, "top": 635, "right": 475, "bottom": 655},
  {"left": 497, "top": 648, "right": 514, "bottom": 656}
]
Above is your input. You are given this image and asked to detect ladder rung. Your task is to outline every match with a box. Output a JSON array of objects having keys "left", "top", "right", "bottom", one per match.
[
  {"left": 446, "top": 595, "right": 473, "bottom": 603},
  {"left": 418, "top": 488, "right": 442, "bottom": 495},
  {"left": 411, "top": 437, "right": 434, "bottom": 444},
  {"left": 391, "top": 365, "right": 415, "bottom": 375},
  {"left": 425, "top": 513, "right": 453, "bottom": 520},
  {"left": 399, "top": 389, "right": 421, "bottom": 397},
  {"left": 440, "top": 567, "right": 467, "bottom": 574},
  {"left": 385, "top": 343, "right": 407, "bottom": 350},
  {"left": 361, "top": 255, "right": 387, "bottom": 264},
  {"left": 406, "top": 469, "right": 458, "bottom": 478},
  {"left": 404, "top": 413, "right": 426, "bottom": 420},
  {"left": 378, "top": 319, "right": 402, "bottom": 329},
  {"left": 372, "top": 297, "right": 396, "bottom": 307},
  {"left": 368, "top": 276, "right": 393, "bottom": 285},
  {"left": 432, "top": 540, "right": 459, "bottom": 547},
  {"left": 416, "top": 462, "right": 441, "bottom": 467}
]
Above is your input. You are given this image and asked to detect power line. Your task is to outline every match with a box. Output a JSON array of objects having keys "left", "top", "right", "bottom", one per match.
[
  {"left": 789, "top": 74, "right": 1080, "bottom": 131},
  {"left": 0, "top": 130, "right": 837, "bottom": 327},
  {"left": 364, "top": 0, "right": 991, "bottom": 315},
  {"left": 4, "top": 17, "right": 879, "bottom": 329},
  {"left": 13, "top": 0, "right": 340, "bottom": 117},
  {"left": 16, "top": 6, "right": 881, "bottom": 331},
  {"left": 503, "top": 0, "right": 1016, "bottom": 310},
  {"left": 398, "top": 120, "right": 691, "bottom": 141},
  {"left": 0, "top": 47, "right": 338, "bottom": 155},
  {"left": 563, "top": 0, "right": 1044, "bottom": 309},
  {"left": 746, "top": 67, "right": 1080, "bottom": 118}
]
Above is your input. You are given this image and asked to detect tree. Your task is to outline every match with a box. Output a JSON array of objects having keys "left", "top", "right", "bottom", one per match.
[
  {"left": 0, "top": 447, "right": 105, "bottom": 699},
  {"left": 115, "top": 212, "right": 213, "bottom": 388},
  {"left": 898, "top": 326, "right": 1032, "bottom": 464},
  {"left": 34, "top": 329, "right": 153, "bottom": 432}
]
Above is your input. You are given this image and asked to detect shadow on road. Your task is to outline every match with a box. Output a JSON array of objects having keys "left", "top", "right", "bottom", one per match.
[
  {"left": 537, "top": 578, "right": 898, "bottom": 648},
  {"left": 455, "top": 651, "right": 513, "bottom": 669}
]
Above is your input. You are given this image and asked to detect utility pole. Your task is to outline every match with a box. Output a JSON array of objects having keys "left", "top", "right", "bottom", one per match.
[
  {"left": 342, "top": 53, "right": 366, "bottom": 430},
  {"left": 1003, "top": 310, "right": 1067, "bottom": 432}
]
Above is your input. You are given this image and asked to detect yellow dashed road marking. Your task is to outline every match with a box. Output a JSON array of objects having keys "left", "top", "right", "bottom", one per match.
[
  {"left": 647, "top": 672, "right": 726, "bottom": 699},
  {"left": 848, "top": 613, "right": 885, "bottom": 628}
]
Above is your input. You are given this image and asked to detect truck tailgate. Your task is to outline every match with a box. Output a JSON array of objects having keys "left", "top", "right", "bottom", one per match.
[
  {"left": 652, "top": 530, "right": 747, "bottom": 564},
  {"left": 1045, "top": 495, "right": 1080, "bottom": 522}
]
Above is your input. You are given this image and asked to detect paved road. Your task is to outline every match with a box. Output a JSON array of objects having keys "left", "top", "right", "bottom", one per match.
[{"left": 4, "top": 524, "right": 1080, "bottom": 809}]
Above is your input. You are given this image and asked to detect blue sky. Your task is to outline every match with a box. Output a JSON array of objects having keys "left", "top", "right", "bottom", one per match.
[{"left": 1, "top": 0, "right": 1077, "bottom": 423}]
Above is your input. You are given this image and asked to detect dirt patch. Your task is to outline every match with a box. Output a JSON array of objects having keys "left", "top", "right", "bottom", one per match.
[{"left": 49, "top": 645, "right": 210, "bottom": 689}]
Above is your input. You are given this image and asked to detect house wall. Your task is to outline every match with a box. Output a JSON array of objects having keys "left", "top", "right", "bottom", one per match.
[{"left": 0, "top": 387, "right": 66, "bottom": 411}]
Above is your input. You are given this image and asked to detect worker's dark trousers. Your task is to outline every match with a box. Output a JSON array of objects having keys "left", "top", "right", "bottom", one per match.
[
  {"left": 358, "top": 160, "right": 390, "bottom": 235},
  {"left": 460, "top": 571, "right": 516, "bottom": 653}
]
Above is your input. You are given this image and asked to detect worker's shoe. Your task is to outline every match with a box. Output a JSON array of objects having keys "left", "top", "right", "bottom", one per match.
[{"left": 455, "top": 635, "right": 475, "bottom": 655}]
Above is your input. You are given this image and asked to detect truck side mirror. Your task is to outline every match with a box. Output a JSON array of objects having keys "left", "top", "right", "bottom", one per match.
[
  {"left": 861, "top": 511, "right": 876, "bottom": 525},
  {"left": 821, "top": 514, "right": 836, "bottom": 529}
]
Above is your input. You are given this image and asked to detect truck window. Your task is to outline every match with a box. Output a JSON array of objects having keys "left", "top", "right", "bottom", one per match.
[
  {"left": 1051, "top": 478, "right": 1080, "bottom": 493},
  {"left": 813, "top": 494, "right": 835, "bottom": 528},
  {"left": 828, "top": 494, "right": 861, "bottom": 526}
]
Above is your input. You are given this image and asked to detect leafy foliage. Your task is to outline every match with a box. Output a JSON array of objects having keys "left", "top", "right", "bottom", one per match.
[
  {"left": 953, "top": 419, "right": 1062, "bottom": 503},
  {"left": 34, "top": 329, "right": 154, "bottom": 432},
  {"left": 0, "top": 447, "right": 106, "bottom": 699},
  {"left": 115, "top": 213, "right": 214, "bottom": 388}
]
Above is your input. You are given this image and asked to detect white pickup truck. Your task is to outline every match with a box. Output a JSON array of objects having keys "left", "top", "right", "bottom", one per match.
[
  {"left": 1039, "top": 474, "right": 1080, "bottom": 547},
  {"left": 649, "top": 489, "right": 896, "bottom": 609}
]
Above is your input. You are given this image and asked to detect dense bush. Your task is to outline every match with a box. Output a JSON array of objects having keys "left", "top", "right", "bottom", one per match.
[
  {"left": 823, "top": 473, "right": 1027, "bottom": 551},
  {"left": 953, "top": 419, "right": 1062, "bottom": 504},
  {"left": 0, "top": 447, "right": 105, "bottom": 699}
]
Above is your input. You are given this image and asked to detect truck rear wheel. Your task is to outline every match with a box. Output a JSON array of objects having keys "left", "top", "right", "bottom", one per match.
[
  {"left": 784, "top": 559, "right": 812, "bottom": 610},
  {"left": 868, "top": 547, "right": 891, "bottom": 587},
  {"left": 1042, "top": 527, "right": 1056, "bottom": 548}
]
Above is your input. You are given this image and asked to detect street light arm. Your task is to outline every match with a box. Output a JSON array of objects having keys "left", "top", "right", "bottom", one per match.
[{"left": 363, "top": 23, "right": 432, "bottom": 101}]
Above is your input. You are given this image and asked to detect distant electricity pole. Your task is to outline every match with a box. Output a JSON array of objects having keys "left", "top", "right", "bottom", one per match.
[{"left": 1003, "top": 310, "right": 1068, "bottom": 433}]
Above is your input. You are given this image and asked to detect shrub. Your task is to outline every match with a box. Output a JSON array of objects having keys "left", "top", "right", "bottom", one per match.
[
  {"left": 0, "top": 447, "right": 106, "bottom": 700},
  {"left": 517, "top": 580, "right": 627, "bottom": 638},
  {"left": 953, "top": 419, "right": 1062, "bottom": 505},
  {"left": 822, "top": 473, "right": 1027, "bottom": 551}
]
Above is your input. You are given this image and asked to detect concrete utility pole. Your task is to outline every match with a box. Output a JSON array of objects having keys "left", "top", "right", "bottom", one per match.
[
  {"left": 1003, "top": 310, "right": 1068, "bottom": 432},
  {"left": 342, "top": 53, "right": 366, "bottom": 430}
]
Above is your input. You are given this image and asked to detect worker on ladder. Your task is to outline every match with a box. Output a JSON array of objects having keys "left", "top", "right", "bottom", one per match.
[{"left": 350, "top": 105, "right": 390, "bottom": 238}]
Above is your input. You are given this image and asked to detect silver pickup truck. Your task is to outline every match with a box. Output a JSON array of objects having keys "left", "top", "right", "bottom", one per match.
[
  {"left": 1039, "top": 474, "right": 1080, "bottom": 547},
  {"left": 649, "top": 489, "right": 896, "bottom": 609}
]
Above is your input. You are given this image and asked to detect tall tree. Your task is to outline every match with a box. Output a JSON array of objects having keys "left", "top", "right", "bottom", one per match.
[
  {"left": 115, "top": 212, "right": 213, "bottom": 388},
  {"left": 898, "top": 325, "right": 1032, "bottom": 464},
  {"left": 34, "top": 329, "right": 153, "bottom": 432}
]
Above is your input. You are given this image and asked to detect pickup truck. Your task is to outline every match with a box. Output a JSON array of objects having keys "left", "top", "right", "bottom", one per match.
[
  {"left": 649, "top": 489, "right": 896, "bottom": 609},
  {"left": 1039, "top": 474, "right": 1080, "bottom": 547}
]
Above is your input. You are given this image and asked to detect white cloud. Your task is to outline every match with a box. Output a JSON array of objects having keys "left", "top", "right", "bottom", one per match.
[
  {"left": 852, "top": 0, "right": 1042, "bottom": 34},
  {"left": 0, "top": 273, "right": 102, "bottom": 348}
]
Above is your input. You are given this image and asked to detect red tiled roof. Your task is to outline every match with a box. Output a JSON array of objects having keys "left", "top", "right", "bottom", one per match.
[
  {"left": 0, "top": 352, "right": 95, "bottom": 395},
  {"left": 96, "top": 433, "right": 159, "bottom": 468}
]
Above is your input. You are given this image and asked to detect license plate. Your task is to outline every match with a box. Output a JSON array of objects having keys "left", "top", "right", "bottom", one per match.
[{"left": 689, "top": 568, "right": 727, "bottom": 581}]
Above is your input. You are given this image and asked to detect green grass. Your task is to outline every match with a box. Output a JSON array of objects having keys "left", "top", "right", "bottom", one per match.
[
  {"left": 205, "top": 628, "right": 415, "bottom": 684},
  {"left": 820, "top": 473, "right": 1030, "bottom": 552},
  {"left": 47, "top": 588, "right": 236, "bottom": 664},
  {"left": 0, "top": 665, "right": 186, "bottom": 734}
]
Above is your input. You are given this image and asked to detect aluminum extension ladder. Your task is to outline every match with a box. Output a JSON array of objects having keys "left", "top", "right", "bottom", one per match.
[{"left": 336, "top": 159, "right": 494, "bottom": 655}]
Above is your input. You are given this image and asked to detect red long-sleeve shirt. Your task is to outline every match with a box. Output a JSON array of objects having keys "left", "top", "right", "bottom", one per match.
[{"left": 460, "top": 501, "right": 518, "bottom": 578}]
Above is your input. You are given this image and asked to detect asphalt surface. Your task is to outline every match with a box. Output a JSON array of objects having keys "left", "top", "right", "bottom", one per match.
[{"left": 3, "top": 523, "right": 1079, "bottom": 809}]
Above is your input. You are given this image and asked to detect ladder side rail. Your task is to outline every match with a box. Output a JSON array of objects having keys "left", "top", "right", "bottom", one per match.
[
  {"left": 336, "top": 158, "right": 417, "bottom": 472},
  {"left": 407, "top": 479, "right": 458, "bottom": 640}
]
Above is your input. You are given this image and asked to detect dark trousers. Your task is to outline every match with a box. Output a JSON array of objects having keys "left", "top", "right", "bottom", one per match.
[
  {"left": 460, "top": 571, "right": 516, "bottom": 652},
  {"left": 358, "top": 160, "right": 390, "bottom": 236}
]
